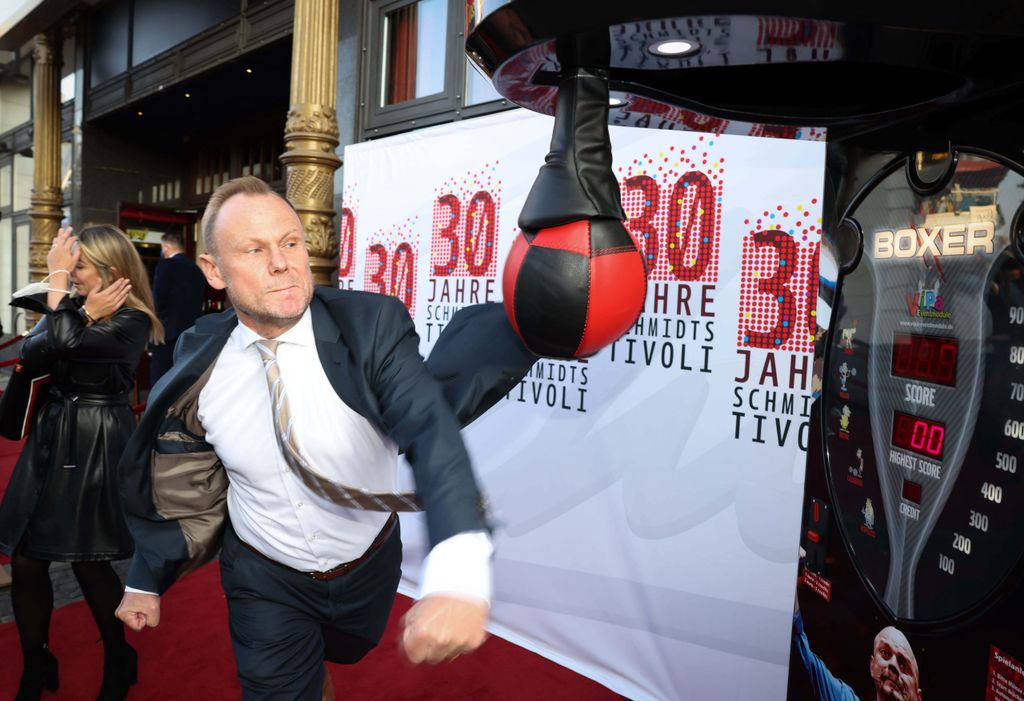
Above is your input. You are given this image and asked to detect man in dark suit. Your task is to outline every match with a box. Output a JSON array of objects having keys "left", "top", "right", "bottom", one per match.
[
  {"left": 115, "top": 176, "right": 535, "bottom": 699},
  {"left": 150, "top": 230, "right": 206, "bottom": 385}
]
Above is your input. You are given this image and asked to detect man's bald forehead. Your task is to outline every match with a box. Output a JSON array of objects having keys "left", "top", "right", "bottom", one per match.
[
  {"left": 201, "top": 178, "right": 299, "bottom": 256},
  {"left": 875, "top": 626, "right": 912, "bottom": 650},
  {"left": 875, "top": 627, "right": 919, "bottom": 673}
]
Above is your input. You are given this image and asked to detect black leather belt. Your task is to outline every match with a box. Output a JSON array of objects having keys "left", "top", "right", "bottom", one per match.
[
  {"left": 239, "top": 512, "right": 398, "bottom": 581},
  {"left": 49, "top": 388, "right": 131, "bottom": 406},
  {"left": 48, "top": 388, "right": 131, "bottom": 469}
]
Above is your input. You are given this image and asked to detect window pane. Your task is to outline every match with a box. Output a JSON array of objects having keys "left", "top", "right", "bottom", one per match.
[
  {"left": 132, "top": 0, "right": 238, "bottom": 66},
  {"left": 464, "top": 0, "right": 507, "bottom": 105},
  {"left": 465, "top": 59, "right": 501, "bottom": 105},
  {"left": 61, "top": 139, "right": 73, "bottom": 193},
  {"left": 60, "top": 73, "right": 76, "bottom": 104},
  {"left": 89, "top": 0, "right": 130, "bottom": 86},
  {"left": 381, "top": 0, "right": 448, "bottom": 106},
  {"left": 60, "top": 34, "right": 75, "bottom": 103}
]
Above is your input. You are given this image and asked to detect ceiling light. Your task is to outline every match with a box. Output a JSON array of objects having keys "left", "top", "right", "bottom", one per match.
[{"left": 647, "top": 39, "right": 701, "bottom": 58}]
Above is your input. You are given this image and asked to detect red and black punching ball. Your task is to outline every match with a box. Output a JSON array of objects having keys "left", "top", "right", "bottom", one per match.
[{"left": 503, "top": 66, "right": 647, "bottom": 358}]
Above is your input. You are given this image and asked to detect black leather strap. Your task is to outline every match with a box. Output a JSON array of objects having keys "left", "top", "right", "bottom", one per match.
[{"left": 518, "top": 66, "right": 626, "bottom": 231}]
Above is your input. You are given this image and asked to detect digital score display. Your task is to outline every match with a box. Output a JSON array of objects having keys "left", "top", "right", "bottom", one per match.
[
  {"left": 892, "top": 411, "right": 946, "bottom": 460},
  {"left": 891, "top": 333, "right": 958, "bottom": 386}
]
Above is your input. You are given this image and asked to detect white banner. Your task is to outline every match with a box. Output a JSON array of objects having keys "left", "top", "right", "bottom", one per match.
[{"left": 341, "top": 109, "right": 826, "bottom": 700}]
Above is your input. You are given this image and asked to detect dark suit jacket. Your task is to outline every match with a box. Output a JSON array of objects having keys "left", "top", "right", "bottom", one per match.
[
  {"left": 152, "top": 253, "right": 206, "bottom": 341},
  {"left": 119, "top": 287, "right": 536, "bottom": 594}
]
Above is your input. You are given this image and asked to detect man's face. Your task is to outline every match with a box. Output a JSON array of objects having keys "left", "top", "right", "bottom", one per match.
[
  {"left": 199, "top": 193, "right": 313, "bottom": 337},
  {"left": 869, "top": 627, "right": 921, "bottom": 701}
]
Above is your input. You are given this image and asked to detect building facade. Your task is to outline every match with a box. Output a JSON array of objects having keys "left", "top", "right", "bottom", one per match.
[{"left": 0, "top": 0, "right": 511, "bottom": 334}]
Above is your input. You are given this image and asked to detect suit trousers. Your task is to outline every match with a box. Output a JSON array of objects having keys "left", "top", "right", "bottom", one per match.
[{"left": 219, "top": 519, "right": 403, "bottom": 700}]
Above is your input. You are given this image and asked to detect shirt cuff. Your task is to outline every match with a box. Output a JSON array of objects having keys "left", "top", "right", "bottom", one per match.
[
  {"left": 124, "top": 586, "right": 159, "bottom": 596},
  {"left": 418, "top": 531, "right": 493, "bottom": 605}
]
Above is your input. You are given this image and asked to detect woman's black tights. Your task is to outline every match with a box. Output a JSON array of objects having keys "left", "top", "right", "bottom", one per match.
[
  {"left": 10, "top": 551, "right": 53, "bottom": 654},
  {"left": 11, "top": 550, "right": 126, "bottom": 655}
]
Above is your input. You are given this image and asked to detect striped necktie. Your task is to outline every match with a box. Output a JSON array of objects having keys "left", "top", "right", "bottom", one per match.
[{"left": 254, "top": 339, "right": 421, "bottom": 512}]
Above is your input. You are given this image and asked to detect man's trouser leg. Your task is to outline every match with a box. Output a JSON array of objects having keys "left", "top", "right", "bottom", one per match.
[{"left": 219, "top": 521, "right": 402, "bottom": 700}]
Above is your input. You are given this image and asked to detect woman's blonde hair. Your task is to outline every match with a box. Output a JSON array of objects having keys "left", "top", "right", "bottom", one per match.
[{"left": 77, "top": 224, "right": 165, "bottom": 344}]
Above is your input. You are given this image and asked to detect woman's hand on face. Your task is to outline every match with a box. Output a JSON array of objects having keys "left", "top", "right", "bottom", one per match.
[
  {"left": 47, "top": 227, "right": 80, "bottom": 278},
  {"left": 84, "top": 278, "right": 131, "bottom": 320}
]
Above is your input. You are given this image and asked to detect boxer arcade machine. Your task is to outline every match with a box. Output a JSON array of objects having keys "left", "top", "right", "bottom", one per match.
[{"left": 468, "top": 2, "right": 1024, "bottom": 698}]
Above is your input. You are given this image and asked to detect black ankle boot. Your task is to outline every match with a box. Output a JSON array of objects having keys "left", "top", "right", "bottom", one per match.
[
  {"left": 14, "top": 646, "right": 59, "bottom": 701},
  {"left": 96, "top": 642, "right": 138, "bottom": 701}
]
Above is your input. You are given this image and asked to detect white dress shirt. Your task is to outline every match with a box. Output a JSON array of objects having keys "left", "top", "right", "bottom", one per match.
[{"left": 129, "top": 308, "right": 491, "bottom": 602}]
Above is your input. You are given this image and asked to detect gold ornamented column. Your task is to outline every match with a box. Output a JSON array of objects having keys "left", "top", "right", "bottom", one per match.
[
  {"left": 28, "top": 32, "right": 65, "bottom": 288},
  {"left": 281, "top": 0, "right": 342, "bottom": 285}
]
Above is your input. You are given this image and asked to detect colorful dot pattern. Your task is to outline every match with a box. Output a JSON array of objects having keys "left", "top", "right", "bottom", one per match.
[
  {"left": 737, "top": 199, "right": 821, "bottom": 353},
  {"left": 617, "top": 137, "right": 723, "bottom": 283},
  {"left": 429, "top": 164, "right": 502, "bottom": 279},
  {"left": 362, "top": 214, "right": 420, "bottom": 317},
  {"left": 338, "top": 199, "right": 358, "bottom": 284},
  {"left": 338, "top": 186, "right": 360, "bottom": 285}
]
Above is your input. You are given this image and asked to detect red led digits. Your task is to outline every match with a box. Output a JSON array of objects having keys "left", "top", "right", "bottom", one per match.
[
  {"left": 891, "top": 333, "right": 958, "bottom": 386},
  {"left": 892, "top": 411, "right": 945, "bottom": 459}
]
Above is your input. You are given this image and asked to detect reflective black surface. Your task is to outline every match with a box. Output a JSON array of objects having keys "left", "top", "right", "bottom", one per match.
[
  {"left": 467, "top": 1, "right": 1024, "bottom": 139},
  {"left": 823, "top": 151, "right": 1024, "bottom": 623}
]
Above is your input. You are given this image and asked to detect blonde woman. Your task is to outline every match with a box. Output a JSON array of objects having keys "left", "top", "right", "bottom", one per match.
[{"left": 0, "top": 224, "right": 162, "bottom": 701}]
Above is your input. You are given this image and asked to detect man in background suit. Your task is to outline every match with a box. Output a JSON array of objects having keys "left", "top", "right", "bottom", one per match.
[
  {"left": 115, "top": 176, "right": 535, "bottom": 700},
  {"left": 150, "top": 230, "right": 206, "bottom": 385}
]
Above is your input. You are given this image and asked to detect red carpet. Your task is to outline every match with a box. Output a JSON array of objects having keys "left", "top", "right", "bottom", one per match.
[{"left": 0, "top": 436, "right": 625, "bottom": 699}]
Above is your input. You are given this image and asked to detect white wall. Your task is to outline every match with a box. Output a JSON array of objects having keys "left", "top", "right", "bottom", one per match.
[
  {"left": 12, "top": 152, "right": 32, "bottom": 210},
  {"left": 0, "top": 81, "right": 30, "bottom": 134},
  {"left": 13, "top": 219, "right": 29, "bottom": 333},
  {"left": 0, "top": 216, "right": 11, "bottom": 333}
]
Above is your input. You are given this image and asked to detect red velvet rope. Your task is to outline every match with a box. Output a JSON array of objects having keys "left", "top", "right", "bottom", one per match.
[{"left": 0, "top": 333, "right": 26, "bottom": 351}]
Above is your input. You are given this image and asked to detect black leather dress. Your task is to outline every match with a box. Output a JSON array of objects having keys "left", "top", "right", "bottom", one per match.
[{"left": 0, "top": 295, "right": 150, "bottom": 561}]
